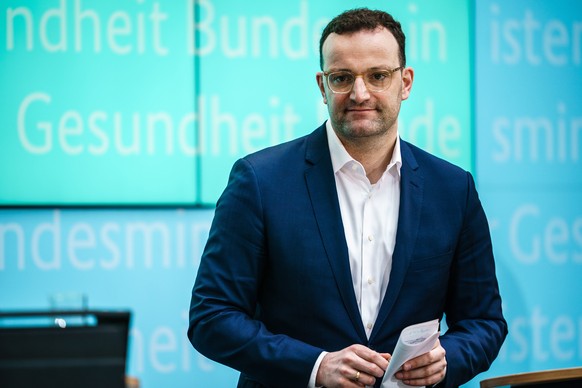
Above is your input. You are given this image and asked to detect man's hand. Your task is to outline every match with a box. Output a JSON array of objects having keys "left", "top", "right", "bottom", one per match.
[
  {"left": 394, "top": 339, "right": 447, "bottom": 386},
  {"left": 316, "top": 344, "right": 390, "bottom": 387}
]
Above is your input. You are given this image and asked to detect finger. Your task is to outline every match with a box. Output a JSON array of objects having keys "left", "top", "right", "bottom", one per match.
[
  {"left": 380, "top": 352, "right": 392, "bottom": 371},
  {"left": 353, "top": 346, "right": 390, "bottom": 368},
  {"left": 347, "top": 369, "right": 378, "bottom": 388},
  {"left": 400, "top": 364, "right": 447, "bottom": 387},
  {"left": 401, "top": 340, "right": 445, "bottom": 371},
  {"left": 351, "top": 357, "right": 387, "bottom": 379},
  {"left": 397, "top": 358, "right": 446, "bottom": 380},
  {"left": 349, "top": 345, "right": 389, "bottom": 377},
  {"left": 396, "top": 354, "right": 447, "bottom": 386}
]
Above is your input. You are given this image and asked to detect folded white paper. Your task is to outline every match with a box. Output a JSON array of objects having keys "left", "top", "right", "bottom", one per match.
[{"left": 381, "top": 319, "right": 440, "bottom": 388}]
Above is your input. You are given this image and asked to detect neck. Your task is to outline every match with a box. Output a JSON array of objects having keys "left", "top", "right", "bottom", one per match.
[{"left": 339, "top": 131, "right": 397, "bottom": 184}]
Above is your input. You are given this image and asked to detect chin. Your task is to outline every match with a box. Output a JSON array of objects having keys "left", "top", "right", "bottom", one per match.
[{"left": 344, "top": 121, "right": 386, "bottom": 138}]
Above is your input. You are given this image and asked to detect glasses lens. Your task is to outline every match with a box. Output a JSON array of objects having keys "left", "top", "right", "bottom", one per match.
[
  {"left": 326, "top": 69, "right": 399, "bottom": 93},
  {"left": 366, "top": 71, "right": 391, "bottom": 92},
  {"left": 327, "top": 71, "right": 354, "bottom": 93}
]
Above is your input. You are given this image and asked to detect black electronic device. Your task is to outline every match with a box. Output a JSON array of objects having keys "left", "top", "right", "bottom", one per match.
[{"left": 0, "top": 310, "right": 131, "bottom": 388}]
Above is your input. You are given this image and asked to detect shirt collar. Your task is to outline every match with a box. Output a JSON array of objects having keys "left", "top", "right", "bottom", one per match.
[{"left": 325, "top": 120, "right": 402, "bottom": 177}]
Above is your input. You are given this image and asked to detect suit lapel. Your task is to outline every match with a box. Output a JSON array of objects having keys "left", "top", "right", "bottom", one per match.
[
  {"left": 370, "top": 140, "right": 424, "bottom": 341},
  {"left": 304, "top": 126, "right": 367, "bottom": 342}
]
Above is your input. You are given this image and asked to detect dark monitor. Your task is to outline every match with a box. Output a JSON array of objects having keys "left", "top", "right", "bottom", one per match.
[{"left": 0, "top": 310, "right": 131, "bottom": 388}]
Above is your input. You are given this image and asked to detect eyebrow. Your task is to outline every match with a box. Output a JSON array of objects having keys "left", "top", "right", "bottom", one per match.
[{"left": 325, "top": 66, "right": 397, "bottom": 73}]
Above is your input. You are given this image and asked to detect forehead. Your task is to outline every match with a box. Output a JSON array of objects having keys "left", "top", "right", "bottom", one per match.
[{"left": 321, "top": 27, "right": 399, "bottom": 70}]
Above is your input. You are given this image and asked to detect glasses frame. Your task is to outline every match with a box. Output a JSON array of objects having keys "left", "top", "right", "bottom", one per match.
[{"left": 322, "top": 66, "right": 404, "bottom": 94}]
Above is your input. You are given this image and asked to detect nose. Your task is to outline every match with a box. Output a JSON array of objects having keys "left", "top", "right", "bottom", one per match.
[{"left": 350, "top": 76, "right": 370, "bottom": 103}]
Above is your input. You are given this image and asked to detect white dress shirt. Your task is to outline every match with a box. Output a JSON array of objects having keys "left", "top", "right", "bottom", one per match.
[{"left": 308, "top": 121, "right": 402, "bottom": 387}]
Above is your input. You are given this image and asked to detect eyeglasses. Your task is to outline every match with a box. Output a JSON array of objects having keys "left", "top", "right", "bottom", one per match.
[{"left": 322, "top": 67, "right": 403, "bottom": 94}]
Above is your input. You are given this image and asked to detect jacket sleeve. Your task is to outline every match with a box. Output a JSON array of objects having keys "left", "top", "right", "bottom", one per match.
[
  {"left": 188, "top": 158, "right": 323, "bottom": 387},
  {"left": 438, "top": 172, "right": 508, "bottom": 388}
]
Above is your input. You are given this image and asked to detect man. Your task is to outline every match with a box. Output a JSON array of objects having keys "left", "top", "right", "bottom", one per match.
[{"left": 189, "top": 8, "right": 507, "bottom": 388}]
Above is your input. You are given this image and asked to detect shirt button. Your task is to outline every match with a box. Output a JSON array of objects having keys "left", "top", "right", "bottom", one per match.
[
  {"left": 368, "top": 278, "right": 374, "bottom": 285},
  {"left": 368, "top": 234, "right": 374, "bottom": 242},
  {"left": 367, "top": 323, "right": 373, "bottom": 330}
]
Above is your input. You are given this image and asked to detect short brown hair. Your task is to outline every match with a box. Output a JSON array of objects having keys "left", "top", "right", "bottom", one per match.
[{"left": 319, "top": 8, "right": 406, "bottom": 70}]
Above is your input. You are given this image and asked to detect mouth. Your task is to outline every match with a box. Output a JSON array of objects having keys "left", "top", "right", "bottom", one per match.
[{"left": 346, "top": 108, "right": 376, "bottom": 114}]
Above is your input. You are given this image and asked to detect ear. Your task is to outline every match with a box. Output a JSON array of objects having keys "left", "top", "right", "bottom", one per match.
[
  {"left": 316, "top": 72, "right": 328, "bottom": 104},
  {"left": 401, "top": 67, "right": 414, "bottom": 101}
]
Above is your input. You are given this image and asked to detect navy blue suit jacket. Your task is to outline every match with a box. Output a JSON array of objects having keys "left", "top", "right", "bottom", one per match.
[{"left": 189, "top": 124, "right": 507, "bottom": 388}]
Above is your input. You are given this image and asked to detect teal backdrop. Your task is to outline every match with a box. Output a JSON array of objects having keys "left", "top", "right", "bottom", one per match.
[
  {"left": 475, "top": 0, "right": 582, "bottom": 376},
  {"left": 1, "top": 0, "right": 581, "bottom": 387}
]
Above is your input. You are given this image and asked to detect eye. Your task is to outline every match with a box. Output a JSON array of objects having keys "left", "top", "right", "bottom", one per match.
[
  {"left": 370, "top": 71, "right": 389, "bottom": 81},
  {"left": 330, "top": 72, "right": 353, "bottom": 85}
]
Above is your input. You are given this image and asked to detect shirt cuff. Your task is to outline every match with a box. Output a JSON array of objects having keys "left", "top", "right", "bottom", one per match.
[{"left": 307, "top": 351, "right": 328, "bottom": 388}]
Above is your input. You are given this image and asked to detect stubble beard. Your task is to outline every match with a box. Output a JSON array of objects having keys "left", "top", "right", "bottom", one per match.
[
  {"left": 332, "top": 112, "right": 393, "bottom": 142},
  {"left": 326, "top": 90, "right": 403, "bottom": 144}
]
